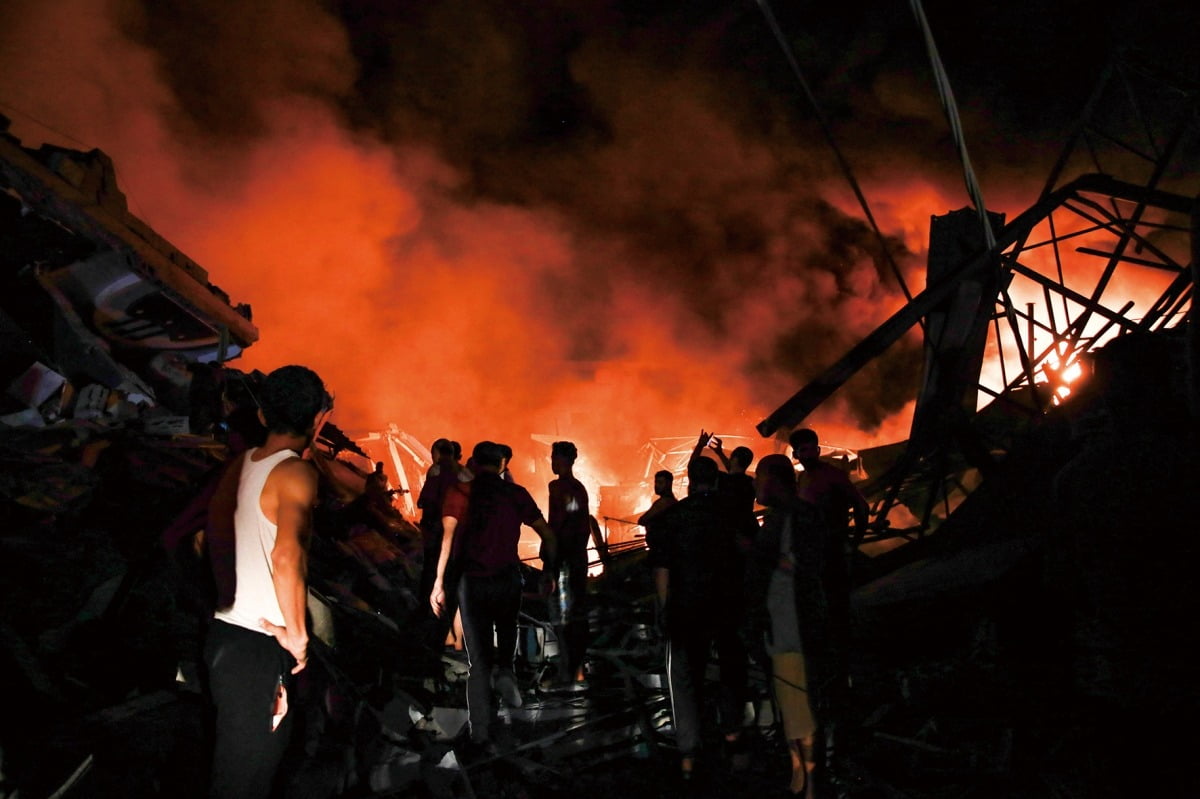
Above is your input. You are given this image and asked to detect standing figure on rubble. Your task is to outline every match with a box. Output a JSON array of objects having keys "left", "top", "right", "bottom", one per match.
[
  {"left": 647, "top": 456, "right": 748, "bottom": 781},
  {"left": 713, "top": 443, "right": 757, "bottom": 529},
  {"left": 789, "top": 427, "right": 865, "bottom": 782},
  {"left": 203, "top": 365, "right": 332, "bottom": 799},
  {"left": 789, "top": 428, "right": 868, "bottom": 552},
  {"left": 417, "top": 438, "right": 469, "bottom": 647},
  {"left": 430, "top": 441, "right": 557, "bottom": 750},
  {"left": 748, "top": 453, "right": 832, "bottom": 797},
  {"left": 546, "top": 441, "right": 592, "bottom": 688},
  {"left": 714, "top": 441, "right": 759, "bottom": 762},
  {"left": 638, "top": 469, "right": 678, "bottom": 531}
]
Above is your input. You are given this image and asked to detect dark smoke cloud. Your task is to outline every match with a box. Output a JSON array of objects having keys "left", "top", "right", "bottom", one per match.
[
  {"left": 5, "top": 0, "right": 1196, "bottom": 465},
  {"left": 116, "top": 0, "right": 356, "bottom": 148},
  {"left": 308, "top": 1, "right": 936, "bottom": 424}
]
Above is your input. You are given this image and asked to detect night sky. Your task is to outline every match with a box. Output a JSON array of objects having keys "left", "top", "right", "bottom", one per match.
[{"left": 2, "top": 0, "right": 1196, "bottom": 485}]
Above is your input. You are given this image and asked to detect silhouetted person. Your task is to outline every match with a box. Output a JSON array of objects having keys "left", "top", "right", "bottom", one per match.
[
  {"left": 638, "top": 469, "right": 677, "bottom": 531},
  {"left": 789, "top": 428, "right": 868, "bottom": 549},
  {"left": 646, "top": 456, "right": 747, "bottom": 780},
  {"left": 430, "top": 441, "right": 557, "bottom": 749},
  {"left": 748, "top": 453, "right": 830, "bottom": 797},
  {"left": 715, "top": 442, "right": 763, "bottom": 754},
  {"left": 364, "top": 461, "right": 389, "bottom": 505},
  {"left": 417, "top": 438, "right": 469, "bottom": 649},
  {"left": 717, "top": 444, "right": 757, "bottom": 546},
  {"left": 790, "top": 428, "right": 864, "bottom": 666},
  {"left": 546, "top": 441, "right": 591, "bottom": 687},
  {"left": 788, "top": 430, "right": 862, "bottom": 791}
]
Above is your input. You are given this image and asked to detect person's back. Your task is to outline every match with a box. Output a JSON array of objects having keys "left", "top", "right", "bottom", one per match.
[
  {"left": 445, "top": 470, "right": 537, "bottom": 577},
  {"left": 432, "top": 441, "right": 557, "bottom": 746},
  {"left": 721, "top": 470, "right": 756, "bottom": 516},
  {"left": 418, "top": 440, "right": 463, "bottom": 531},
  {"left": 649, "top": 489, "right": 730, "bottom": 607},
  {"left": 749, "top": 492, "right": 832, "bottom": 643},
  {"left": 718, "top": 452, "right": 758, "bottom": 561},
  {"left": 648, "top": 456, "right": 747, "bottom": 777},
  {"left": 417, "top": 439, "right": 466, "bottom": 642},
  {"left": 212, "top": 447, "right": 305, "bottom": 633}
]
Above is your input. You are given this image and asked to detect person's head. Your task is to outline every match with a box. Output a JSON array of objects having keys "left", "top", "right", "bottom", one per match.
[
  {"left": 432, "top": 438, "right": 456, "bottom": 466},
  {"left": 497, "top": 443, "right": 513, "bottom": 472},
  {"left": 451, "top": 440, "right": 463, "bottom": 461},
  {"left": 551, "top": 440, "right": 578, "bottom": 476},
  {"left": 729, "top": 446, "right": 754, "bottom": 473},
  {"left": 755, "top": 454, "right": 797, "bottom": 507},
  {"left": 789, "top": 428, "right": 820, "bottom": 465},
  {"left": 471, "top": 440, "right": 506, "bottom": 473},
  {"left": 686, "top": 456, "right": 719, "bottom": 494},
  {"left": 653, "top": 469, "right": 674, "bottom": 498},
  {"left": 259, "top": 365, "right": 331, "bottom": 441}
]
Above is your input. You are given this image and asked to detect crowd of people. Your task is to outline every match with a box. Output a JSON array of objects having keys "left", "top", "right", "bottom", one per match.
[
  {"left": 642, "top": 430, "right": 868, "bottom": 797},
  {"left": 200, "top": 364, "right": 871, "bottom": 798}
]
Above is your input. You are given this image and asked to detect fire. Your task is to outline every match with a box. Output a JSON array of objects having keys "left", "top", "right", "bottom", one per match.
[{"left": 3, "top": 0, "right": 1181, "bottom": 512}]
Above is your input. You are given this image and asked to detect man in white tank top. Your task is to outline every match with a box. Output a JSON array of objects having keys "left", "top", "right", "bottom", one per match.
[{"left": 203, "top": 365, "right": 332, "bottom": 799}]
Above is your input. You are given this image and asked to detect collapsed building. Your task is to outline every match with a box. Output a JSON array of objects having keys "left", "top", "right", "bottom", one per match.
[
  {"left": 0, "top": 113, "right": 674, "bottom": 798},
  {"left": 2, "top": 44, "right": 1200, "bottom": 799}
]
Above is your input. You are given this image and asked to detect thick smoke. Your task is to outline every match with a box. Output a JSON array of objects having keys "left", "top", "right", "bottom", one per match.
[{"left": 5, "top": 0, "right": 1191, "bottom": 492}]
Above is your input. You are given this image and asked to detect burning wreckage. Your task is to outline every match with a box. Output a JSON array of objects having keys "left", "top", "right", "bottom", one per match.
[
  {"left": 3, "top": 48, "right": 1200, "bottom": 799},
  {"left": 0, "top": 115, "right": 676, "bottom": 798}
]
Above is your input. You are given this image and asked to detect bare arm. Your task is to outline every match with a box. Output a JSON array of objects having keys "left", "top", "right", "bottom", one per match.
[
  {"left": 689, "top": 429, "right": 713, "bottom": 463},
  {"left": 531, "top": 517, "right": 558, "bottom": 576},
  {"left": 710, "top": 438, "right": 731, "bottom": 471},
  {"left": 262, "top": 459, "right": 317, "bottom": 674},
  {"left": 430, "top": 515, "right": 458, "bottom": 617},
  {"left": 637, "top": 501, "right": 658, "bottom": 528}
]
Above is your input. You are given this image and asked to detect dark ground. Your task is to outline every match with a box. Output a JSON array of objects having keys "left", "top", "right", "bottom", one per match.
[{"left": 3, "top": 331, "right": 1199, "bottom": 799}]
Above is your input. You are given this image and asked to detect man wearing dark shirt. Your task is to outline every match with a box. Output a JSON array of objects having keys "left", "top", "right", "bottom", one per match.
[
  {"left": 430, "top": 441, "right": 557, "bottom": 747},
  {"left": 417, "top": 439, "right": 465, "bottom": 606},
  {"left": 788, "top": 427, "right": 866, "bottom": 790},
  {"left": 647, "top": 456, "right": 747, "bottom": 778},
  {"left": 716, "top": 446, "right": 757, "bottom": 531},
  {"left": 714, "top": 444, "right": 758, "bottom": 766}
]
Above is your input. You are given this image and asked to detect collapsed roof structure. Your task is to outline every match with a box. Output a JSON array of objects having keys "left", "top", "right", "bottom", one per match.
[
  {"left": 757, "top": 52, "right": 1200, "bottom": 577},
  {"left": 1, "top": 38, "right": 1199, "bottom": 799},
  {"left": 1, "top": 115, "right": 257, "bottom": 408}
]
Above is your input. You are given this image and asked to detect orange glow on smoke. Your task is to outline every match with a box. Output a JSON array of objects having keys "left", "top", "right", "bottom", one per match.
[{"left": 4, "top": 0, "right": 1181, "bottom": 529}]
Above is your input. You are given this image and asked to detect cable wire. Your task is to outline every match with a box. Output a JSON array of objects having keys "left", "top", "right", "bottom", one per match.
[
  {"left": 908, "top": 0, "right": 996, "bottom": 249},
  {"left": 754, "top": 0, "right": 915, "bottom": 303}
]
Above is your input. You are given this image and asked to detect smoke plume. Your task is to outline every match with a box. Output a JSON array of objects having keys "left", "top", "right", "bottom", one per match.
[{"left": 5, "top": 0, "right": 1191, "bottom": 497}]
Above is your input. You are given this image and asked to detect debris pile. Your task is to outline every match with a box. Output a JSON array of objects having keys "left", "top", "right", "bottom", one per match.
[{"left": 4, "top": 112, "right": 1200, "bottom": 799}]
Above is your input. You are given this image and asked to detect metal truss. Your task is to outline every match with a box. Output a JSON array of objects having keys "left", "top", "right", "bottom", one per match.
[{"left": 758, "top": 51, "right": 1200, "bottom": 541}]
